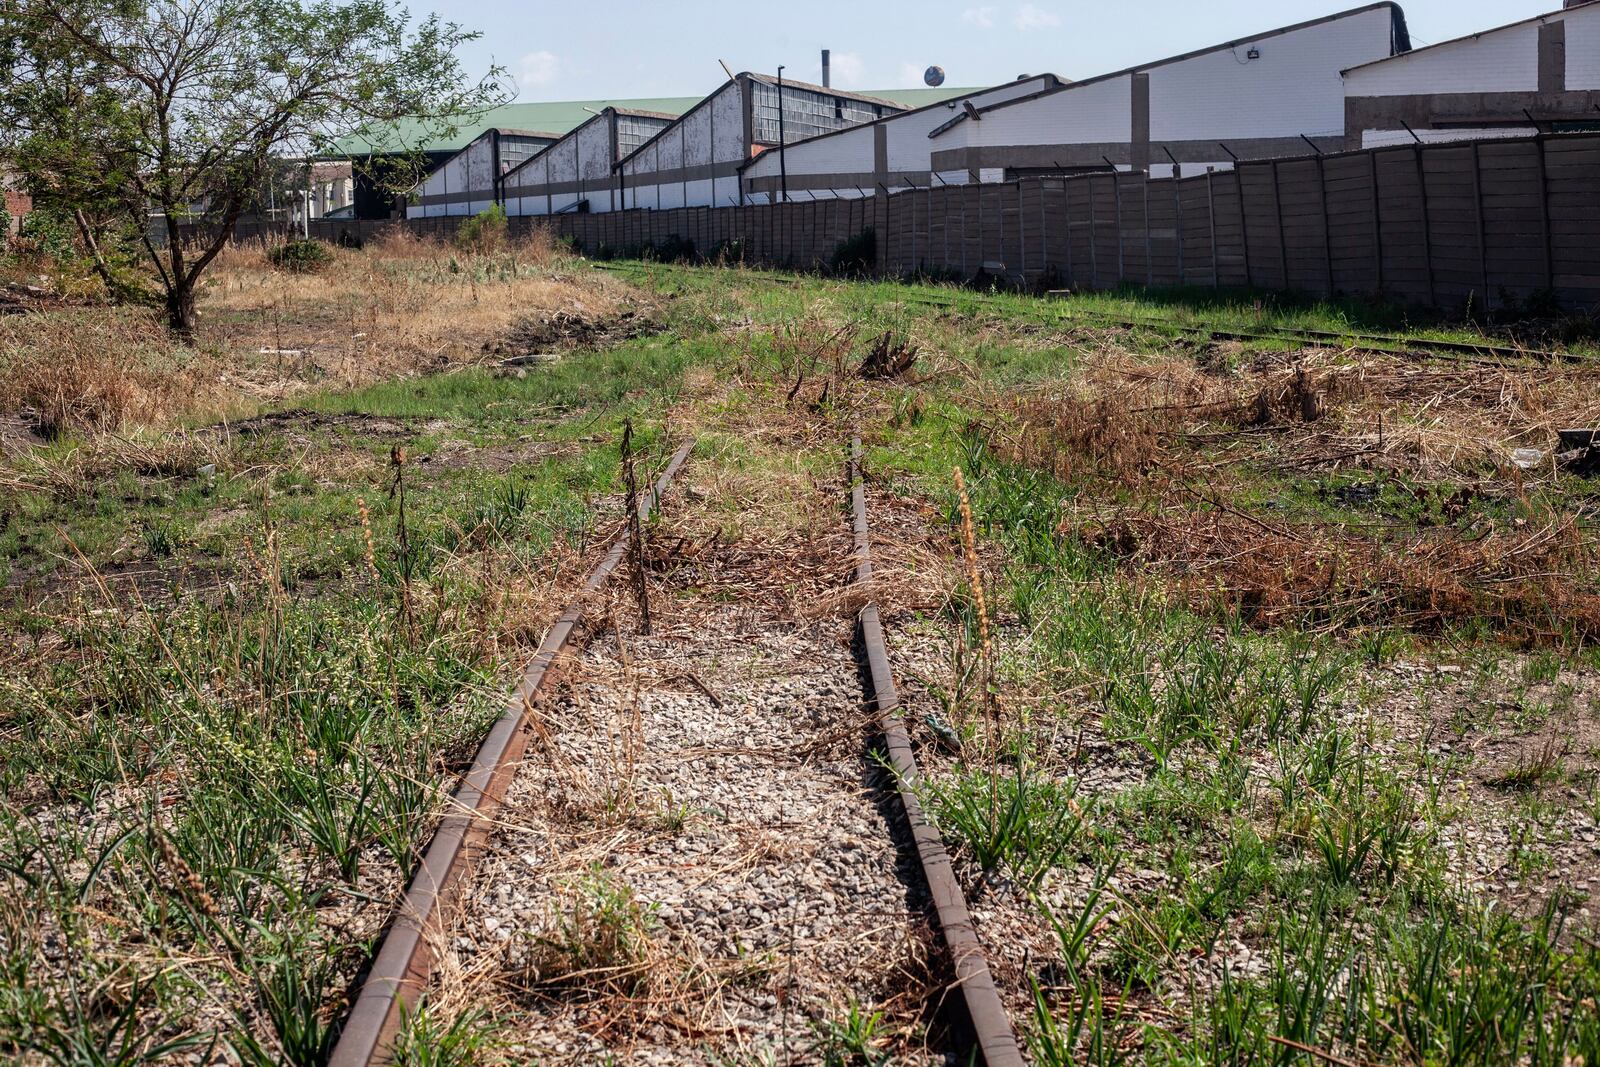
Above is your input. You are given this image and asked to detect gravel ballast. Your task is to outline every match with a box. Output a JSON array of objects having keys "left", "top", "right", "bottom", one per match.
[{"left": 433, "top": 594, "right": 951, "bottom": 1064}]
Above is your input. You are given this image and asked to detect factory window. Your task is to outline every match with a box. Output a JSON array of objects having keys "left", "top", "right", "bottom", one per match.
[
  {"left": 499, "top": 137, "right": 547, "bottom": 170},
  {"left": 617, "top": 116, "right": 671, "bottom": 155},
  {"left": 750, "top": 82, "right": 883, "bottom": 145}
]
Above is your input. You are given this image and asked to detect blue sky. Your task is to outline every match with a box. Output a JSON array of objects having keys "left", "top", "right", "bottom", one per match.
[{"left": 426, "top": 0, "right": 1558, "bottom": 101}]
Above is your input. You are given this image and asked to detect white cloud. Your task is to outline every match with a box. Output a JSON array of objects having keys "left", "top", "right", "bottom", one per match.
[
  {"left": 827, "top": 51, "right": 866, "bottom": 88},
  {"left": 515, "top": 50, "right": 561, "bottom": 92},
  {"left": 961, "top": 6, "right": 996, "bottom": 28},
  {"left": 1013, "top": 3, "right": 1060, "bottom": 30},
  {"left": 898, "top": 61, "right": 927, "bottom": 87}
]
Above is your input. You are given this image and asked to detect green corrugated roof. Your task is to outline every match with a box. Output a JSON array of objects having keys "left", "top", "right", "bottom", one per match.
[{"left": 328, "top": 87, "right": 978, "bottom": 156}]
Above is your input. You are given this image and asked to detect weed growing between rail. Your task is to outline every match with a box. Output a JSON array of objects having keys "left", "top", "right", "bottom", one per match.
[
  {"left": 598, "top": 260, "right": 1600, "bottom": 1063},
  {"left": 4, "top": 247, "right": 1599, "bottom": 1061},
  {"left": 0, "top": 247, "right": 699, "bottom": 1059}
]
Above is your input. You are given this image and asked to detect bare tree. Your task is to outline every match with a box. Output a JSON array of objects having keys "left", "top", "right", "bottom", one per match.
[{"left": 1, "top": 0, "right": 505, "bottom": 338}]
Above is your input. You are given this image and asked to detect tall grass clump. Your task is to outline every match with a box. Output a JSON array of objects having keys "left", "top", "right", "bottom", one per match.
[
  {"left": 924, "top": 757, "right": 1091, "bottom": 888},
  {"left": 455, "top": 204, "right": 508, "bottom": 255},
  {"left": 0, "top": 308, "right": 204, "bottom": 437},
  {"left": 0, "top": 532, "right": 499, "bottom": 1061}
]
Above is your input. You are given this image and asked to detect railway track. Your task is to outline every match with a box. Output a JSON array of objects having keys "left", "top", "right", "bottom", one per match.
[
  {"left": 330, "top": 439, "right": 697, "bottom": 1067},
  {"left": 329, "top": 437, "right": 1022, "bottom": 1065},
  {"left": 594, "top": 259, "right": 1584, "bottom": 366}
]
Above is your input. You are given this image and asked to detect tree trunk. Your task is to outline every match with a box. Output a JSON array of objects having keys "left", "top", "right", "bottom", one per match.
[
  {"left": 160, "top": 206, "right": 196, "bottom": 341},
  {"left": 165, "top": 277, "right": 197, "bottom": 340},
  {"left": 72, "top": 210, "right": 118, "bottom": 296}
]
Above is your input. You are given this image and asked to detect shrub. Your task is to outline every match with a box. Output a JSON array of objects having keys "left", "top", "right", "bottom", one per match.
[
  {"left": 15, "top": 208, "right": 77, "bottom": 260},
  {"left": 647, "top": 234, "right": 696, "bottom": 263},
  {"left": 710, "top": 236, "right": 747, "bottom": 265},
  {"left": 455, "top": 204, "right": 507, "bottom": 255},
  {"left": 266, "top": 239, "right": 333, "bottom": 274},
  {"left": 829, "top": 227, "right": 875, "bottom": 276}
]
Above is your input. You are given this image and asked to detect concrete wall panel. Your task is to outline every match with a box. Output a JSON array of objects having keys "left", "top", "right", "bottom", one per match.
[
  {"left": 1563, "top": 7, "right": 1600, "bottom": 89},
  {"left": 1345, "top": 22, "right": 1541, "bottom": 95},
  {"left": 1149, "top": 4, "right": 1393, "bottom": 140}
]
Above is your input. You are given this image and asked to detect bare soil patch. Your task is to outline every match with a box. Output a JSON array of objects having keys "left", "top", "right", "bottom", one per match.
[{"left": 483, "top": 304, "right": 660, "bottom": 360}]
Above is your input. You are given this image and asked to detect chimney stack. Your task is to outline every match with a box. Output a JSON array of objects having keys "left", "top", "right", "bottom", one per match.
[{"left": 821, "top": 49, "right": 831, "bottom": 87}]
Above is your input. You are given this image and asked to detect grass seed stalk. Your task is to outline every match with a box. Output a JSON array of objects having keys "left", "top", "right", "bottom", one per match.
[
  {"left": 953, "top": 466, "right": 998, "bottom": 742},
  {"left": 356, "top": 496, "right": 381, "bottom": 583},
  {"left": 389, "top": 444, "right": 416, "bottom": 640}
]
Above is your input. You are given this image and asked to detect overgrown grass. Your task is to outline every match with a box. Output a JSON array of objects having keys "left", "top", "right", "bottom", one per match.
[
  {"left": 4, "top": 249, "right": 1596, "bottom": 1062},
  {"left": 887, "top": 417, "right": 1600, "bottom": 1065},
  {"left": 0, "top": 273, "right": 696, "bottom": 1059},
  {"left": 613, "top": 251, "right": 1596, "bottom": 1063}
]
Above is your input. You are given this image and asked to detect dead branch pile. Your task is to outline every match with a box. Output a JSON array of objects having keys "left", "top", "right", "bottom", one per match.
[
  {"left": 998, "top": 348, "right": 1600, "bottom": 483},
  {"left": 858, "top": 331, "right": 919, "bottom": 380}
]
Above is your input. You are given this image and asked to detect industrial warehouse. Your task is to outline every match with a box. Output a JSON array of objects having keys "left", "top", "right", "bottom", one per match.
[
  {"left": 406, "top": 128, "right": 561, "bottom": 218},
  {"left": 397, "top": 0, "right": 1600, "bottom": 219},
  {"left": 500, "top": 107, "right": 677, "bottom": 216},
  {"left": 371, "top": 0, "right": 1600, "bottom": 313}
]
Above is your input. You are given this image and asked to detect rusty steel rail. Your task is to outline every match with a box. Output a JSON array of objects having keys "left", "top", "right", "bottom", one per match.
[
  {"left": 329, "top": 438, "right": 696, "bottom": 1067},
  {"left": 849, "top": 437, "right": 1025, "bottom": 1067}
]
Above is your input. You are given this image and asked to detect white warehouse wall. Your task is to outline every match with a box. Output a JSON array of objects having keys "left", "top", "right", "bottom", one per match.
[
  {"left": 935, "top": 74, "right": 1134, "bottom": 159},
  {"left": 407, "top": 133, "right": 496, "bottom": 219},
  {"left": 1344, "top": 2, "right": 1600, "bottom": 150},
  {"left": 618, "top": 81, "right": 746, "bottom": 213},
  {"left": 575, "top": 118, "right": 615, "bottom": 210},
  {"left": 708, "top": 86, "right": 745, "bottom": 208},
  {"left": 1147, "top": 3, "right": 1396, "bottom": 142},
  {"left": 1344, "top": 22, "right": 1542, "bottom": 96},
  {"left": 926, "top": 2, "right": 1405, "bottom": 180},
  {"left": 505, "top": 113, "right": 676, "bottom": 217},
  {"left": 1570, "top": 9, "right": 1600, "bottom": 87},
  {"left": 741, "top": 76, "right": 1058, "bottom": 201}
]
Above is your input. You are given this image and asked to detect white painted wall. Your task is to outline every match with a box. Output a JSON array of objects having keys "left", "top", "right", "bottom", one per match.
[
  {"left": 746, "top": 123, "right": 871, "bottom": 185},
  {"left": 618, "top": 83, "right": 737, "bottom": 214},
  {"left": 574, "top": 119, "right": 615, "bottom": 210},
  {"left": 887, "top": 80, "right": 1059, "bottom": 169},
  {"left": 505, "top": 148, "right": 550, "bottom": 217},
  {"left": 1149, "top": 3, "right": 1395, "bottom": 141},
  {"left": 708, "top": 86, "right": 745, "bottom": 207},
  {"left": 1570, "top": 8, "right": 1600, "bottom": 88},
  {"left": 1345, "top": 4, "right": 1600, "bottom": 149},
  {"left": 407, "top": 132, "right": 497, "bottom": 218},
  {"left": 926, "top": 5, "right": 1400, "bottom": 182},
  {"left": 942, "top": 74, "right": 1134, "bottom": 155},
  {"left": 1345, "top": 22, "right": 1541, "bottom": 96},
  {"left": 504, "top": 113, "right": 678, "bottom": 217}
]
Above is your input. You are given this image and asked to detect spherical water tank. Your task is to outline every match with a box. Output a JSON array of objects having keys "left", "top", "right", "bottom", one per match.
[{"left": 924, "top": 65, "right": 946, "bottom": 87}]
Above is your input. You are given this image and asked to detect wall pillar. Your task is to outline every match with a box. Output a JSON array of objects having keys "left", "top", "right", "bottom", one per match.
[{"left": 1130, "top": 73, "right": 1151, "bottom": 174}]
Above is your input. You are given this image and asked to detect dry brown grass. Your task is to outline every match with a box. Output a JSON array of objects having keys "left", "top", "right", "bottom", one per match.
[
  {"left": 1079, "top": 505, "right": 1600, "bottom": 644},
  {"left": 0, "top": 228, "right": 631, "bottom": 438},
  {"left": 201, "top": 229, "right": 631, "bottom": 397},
  {"left": 996, "top": 346, "right": 1600, "bottom": 483},
  {"left": 0, "top": 307, "right": 228, "bottom": 438},
  {"left": 987, "top": 345, "right": 1600, "bottom": 645}
]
